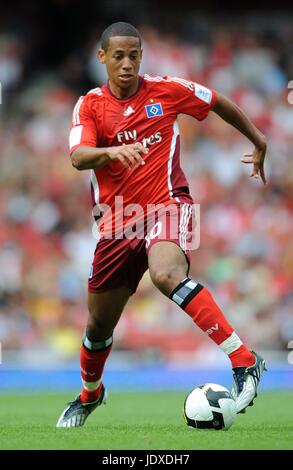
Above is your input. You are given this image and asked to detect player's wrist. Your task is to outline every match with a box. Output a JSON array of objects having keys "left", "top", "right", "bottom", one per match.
[
  {"left": 254, "top": 134, "right": 267, "bottom": 151},
  {"left": 103, "top": 148, "right": 112, "bottom": 160}
]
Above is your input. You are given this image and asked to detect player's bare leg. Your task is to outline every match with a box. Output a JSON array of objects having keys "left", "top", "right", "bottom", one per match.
[
  {"left": 87, "top": 287, "right": 131, "bottom": 340},
  {"left": 148, "top": 241, "right": 266, "bottom": 414},
  {"left": 56, "top": 287, "right": 131, "bottom": 427},
  {"left": 148, "top": 241, "right": 189, "bottom": 296}
]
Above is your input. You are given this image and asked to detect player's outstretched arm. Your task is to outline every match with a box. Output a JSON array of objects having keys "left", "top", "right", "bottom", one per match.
[
  {"left": 71, "top": 142, "right": 148, "bottom": 171},
  {"left": 212, "top": 92, "right": 267, "bottom": 184}
]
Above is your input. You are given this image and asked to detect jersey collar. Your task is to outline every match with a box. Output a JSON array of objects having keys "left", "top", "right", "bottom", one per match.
[{"left": 105, "top": 75, "right": 144, "bottom": 101}]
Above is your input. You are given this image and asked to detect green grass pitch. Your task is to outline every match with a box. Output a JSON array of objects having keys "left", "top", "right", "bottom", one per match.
[{"left": 0, "top": 391, "right": 292, "bottom": 450}]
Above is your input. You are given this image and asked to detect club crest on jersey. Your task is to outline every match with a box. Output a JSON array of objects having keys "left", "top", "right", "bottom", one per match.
[{"left": 145, "top": 103, "right": 163, "bottom": 118}]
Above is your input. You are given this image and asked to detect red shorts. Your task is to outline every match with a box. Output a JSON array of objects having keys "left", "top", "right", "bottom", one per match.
[{"left": 88, "top": 201, "right": 195, "bottom": 295}]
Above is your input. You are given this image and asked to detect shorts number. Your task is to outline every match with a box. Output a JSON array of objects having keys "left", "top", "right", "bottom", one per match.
[{"left": 145, "top": 221, "right": 162, "bottom": 248}]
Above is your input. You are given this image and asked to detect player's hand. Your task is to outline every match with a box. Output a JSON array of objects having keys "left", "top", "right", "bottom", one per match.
[
  {"left": 241, "top": 142, "right": 267, "bottom": 185},
  {"left": 107, "top": 143, "right": 149, "bottom": 170}
]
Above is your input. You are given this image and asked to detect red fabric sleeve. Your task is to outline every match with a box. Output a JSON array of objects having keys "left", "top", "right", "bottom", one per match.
[
  {"left": 69, "top": 95, "right": 98, "bottom": 154},
  {"left": 166, "top": 76, "right": 217, "bottom": 121}
]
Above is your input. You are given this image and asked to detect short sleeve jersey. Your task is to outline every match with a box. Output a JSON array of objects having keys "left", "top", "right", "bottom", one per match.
[{"left": 69, "top": 75, "right": 217, "bottom": 230}]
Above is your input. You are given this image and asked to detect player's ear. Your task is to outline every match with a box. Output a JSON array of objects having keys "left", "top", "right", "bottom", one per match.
[{"left": 98, "top": 49, "right": 106, "bottom": 64}]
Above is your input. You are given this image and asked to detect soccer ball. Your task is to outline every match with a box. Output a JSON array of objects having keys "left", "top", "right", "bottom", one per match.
[{"left": 183, "top": 383, "right": 236, "bottom": 430}]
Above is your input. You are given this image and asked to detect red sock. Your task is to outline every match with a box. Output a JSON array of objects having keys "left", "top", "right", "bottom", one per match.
[
  {"left": 228, "top": 344, "right": 255, "bottom": 368},
  {"left": 80, "top": 341, "right": 112, "bottom": 403},
  {"left": 170, "top": 280, "right": 255, "bottom": 368}
]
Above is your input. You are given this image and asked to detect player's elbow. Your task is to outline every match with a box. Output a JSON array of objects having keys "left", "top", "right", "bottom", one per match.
[
  {"left": 71, "top": 150, "right": 85, "bottom": 171},
  {"left": 71, "top": 158, "right": 83, "bottom": 171}
]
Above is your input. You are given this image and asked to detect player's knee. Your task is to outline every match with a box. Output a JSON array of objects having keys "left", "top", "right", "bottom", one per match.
[
  {"left": 87, "top": 316, "right": 112, "bottom": 338},
  {"left": 150, "top": 267, "right": 181, "bottom": 295}
]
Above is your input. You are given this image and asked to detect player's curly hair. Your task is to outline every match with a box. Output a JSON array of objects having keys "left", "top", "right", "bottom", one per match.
[{"left": 100, "top": 22, "right": 141, "bottom": 51}]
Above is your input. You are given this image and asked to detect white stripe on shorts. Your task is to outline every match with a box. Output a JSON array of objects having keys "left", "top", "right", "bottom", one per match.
[{"left": 179, "top": 203, "right": 192, "bottom": 251}]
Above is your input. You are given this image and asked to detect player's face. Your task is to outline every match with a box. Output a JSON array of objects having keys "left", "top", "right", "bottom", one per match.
[{"left": 98, "top": 36, "right": 142, "bottom": 98}]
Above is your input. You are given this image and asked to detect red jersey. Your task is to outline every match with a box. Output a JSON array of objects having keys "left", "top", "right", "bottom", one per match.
[{"left": 69, "top": 75, "right": 216, "bottom": 235}]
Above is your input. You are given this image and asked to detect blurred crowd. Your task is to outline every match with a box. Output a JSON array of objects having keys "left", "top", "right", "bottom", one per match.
[{"left": 0, "top": 17, "right": 292, "bottom": 362}]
